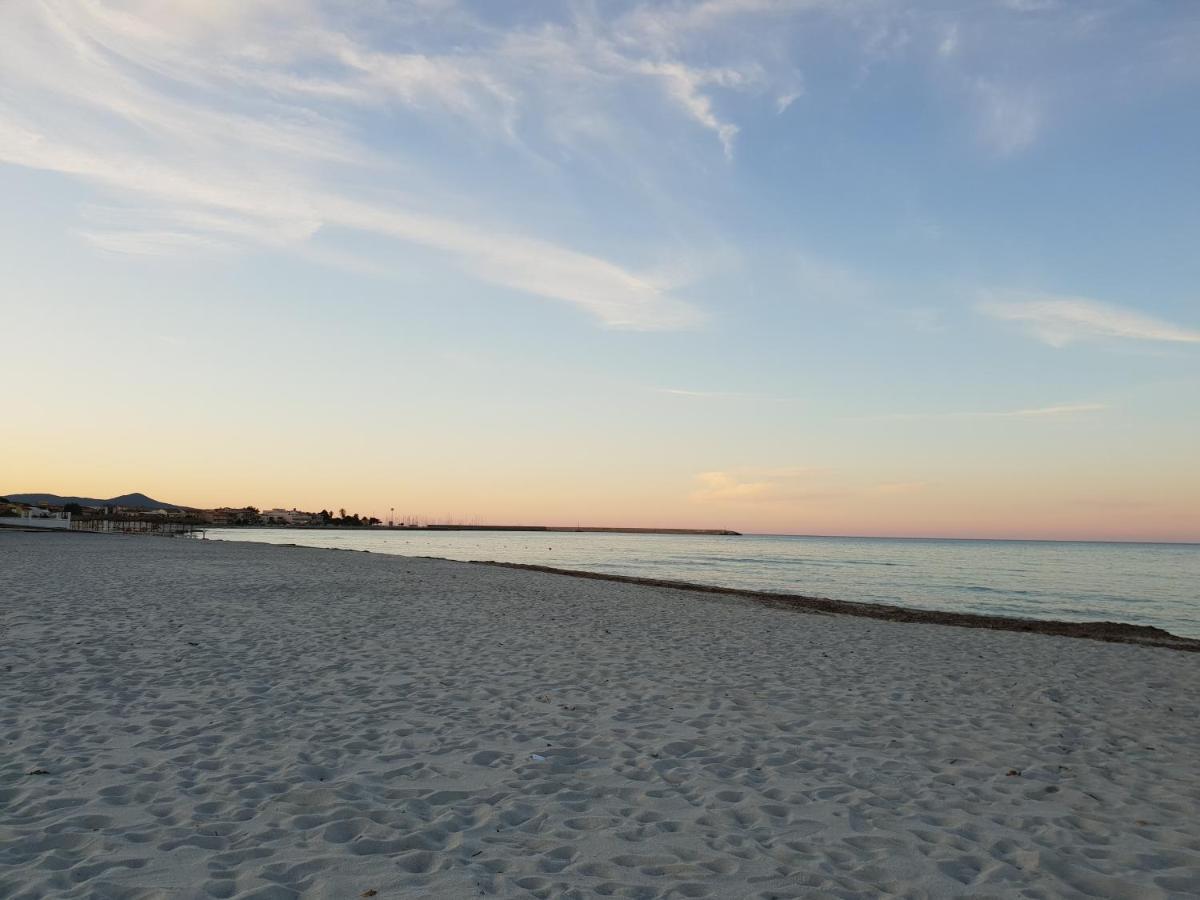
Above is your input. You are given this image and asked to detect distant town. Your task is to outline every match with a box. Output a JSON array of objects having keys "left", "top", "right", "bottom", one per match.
[
  {"left": 0, "top": 493, "right": 739, "bottom": 536},
  {"left": 3, "top": 496, "right": 416, "bottom": 528}
]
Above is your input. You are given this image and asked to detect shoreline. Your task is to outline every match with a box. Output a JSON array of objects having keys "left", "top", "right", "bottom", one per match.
[
  {"left": 227, "top": 532, "right": 1200, "bottom": 650},
  {"left": 16, "top": 528, "right": 1199, "bottom": 649},
  {"left": 466, "top": 560, "right": 1200, "bottom": 652}
]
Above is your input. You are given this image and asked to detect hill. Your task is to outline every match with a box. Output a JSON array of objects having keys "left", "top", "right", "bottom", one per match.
[{"left": 2, "top": 492, "right": 187, "bottom": 511}]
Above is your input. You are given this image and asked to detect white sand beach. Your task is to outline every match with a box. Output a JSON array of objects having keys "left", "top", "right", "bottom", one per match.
[{"left": 1, "top": 531, "right": 1198, "bottom": 899}]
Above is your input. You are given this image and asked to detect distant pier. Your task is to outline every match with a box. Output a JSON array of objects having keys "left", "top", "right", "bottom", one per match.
[
  {"left": 421, "top": 525, "right": 741, "bottom": 536},
  {"left": 72, "top": 519, "right": 205, "bottom": 537}
]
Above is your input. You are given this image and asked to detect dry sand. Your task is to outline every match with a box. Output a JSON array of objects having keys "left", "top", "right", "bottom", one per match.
[{"left": 1, "top": 531, "right": 1198, "bottom": 899}]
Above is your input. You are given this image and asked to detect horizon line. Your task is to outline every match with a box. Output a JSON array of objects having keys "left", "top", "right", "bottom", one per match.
[
  {"left": 209, "top": 522, "right": 1200, "bottom": 546},
  {"left": 7, "top": 493, "right": 1197, "bottom": 546}
]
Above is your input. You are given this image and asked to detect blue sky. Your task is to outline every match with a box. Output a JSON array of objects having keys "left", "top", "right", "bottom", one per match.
[{"left": 3, "top": 0, "right": 1199, "bottom": 539}]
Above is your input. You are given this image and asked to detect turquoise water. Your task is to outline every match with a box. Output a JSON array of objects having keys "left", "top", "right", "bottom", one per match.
[{"left": 207, "top": 529, "right": 1200, "bottom": 638}]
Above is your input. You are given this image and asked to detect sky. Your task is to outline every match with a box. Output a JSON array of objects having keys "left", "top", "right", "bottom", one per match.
[{"left": 3, "top": 0, "right": 1199, "bottom": 541}]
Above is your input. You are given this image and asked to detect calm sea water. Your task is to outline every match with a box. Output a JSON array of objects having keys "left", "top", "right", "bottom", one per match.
[{"left": 207, "top": 529, "right": 1200, "bottom": 638}]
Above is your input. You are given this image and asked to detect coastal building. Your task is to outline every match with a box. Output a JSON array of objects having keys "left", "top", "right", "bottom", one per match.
[
  {"left": 203, "top": 507, "right": 263, "bottom": 526},
  {"left": 260, "top": 508, "right": 317, "bottom": 526}
]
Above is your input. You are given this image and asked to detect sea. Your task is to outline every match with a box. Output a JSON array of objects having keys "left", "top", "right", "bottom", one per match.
[{"left": 206, "top": 529, "right": 1200, "bottom": 639}]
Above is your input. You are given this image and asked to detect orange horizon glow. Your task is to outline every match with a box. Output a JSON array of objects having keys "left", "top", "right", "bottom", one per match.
[{"left": 7, "top": 460, "right": 1198, "bottom": 545}]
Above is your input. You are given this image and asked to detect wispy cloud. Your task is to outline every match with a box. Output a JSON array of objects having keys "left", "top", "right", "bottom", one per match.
[
  {"left": 3, "top": 0, "right": 1191, "bottom": 333},
  {"left": 938, "top": 24, "right": 960, "bottom": 58},
  {"left": 652, "top": 388, "right": 802, "bottom": 403},
  {"left": 979, "top": 293, "right": 1200, "bottom": 346},
  {"left": 859, "top": 402, "right": 1108, "bottom": 422},
  {"left": 690, "top": 467, "right": 924, "bottom": 505},
  {"left": 775, "top": 89, "right": 802, "bottom": 113},
  {"left": 690, "top": 465, "right": 845, "bottom": 505},
  {"left": 18, "top": 0, "right": 951, "bottom": 327},
  {"left": 632, "top": 61, "right": 752, "bottom": 159},
  {"left": 971, "top": 79, "right": 1042, "bottom": 155},
  {"left": 0, "top": 0, "right": 725, "bottom": 330},
  {"left": 655, "top": 388, "right": 746, "bottom": 399},
  {"left": 692, "top": 471, "right": 776, "bottom": 502},
  {"left": 996, "top": 403, "right": 1108, "bottom": 417}
]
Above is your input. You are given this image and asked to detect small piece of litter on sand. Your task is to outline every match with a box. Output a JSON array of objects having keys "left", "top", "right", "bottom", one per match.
[{"left": 530, "top": 754, "right": 547, "bottom": 762}]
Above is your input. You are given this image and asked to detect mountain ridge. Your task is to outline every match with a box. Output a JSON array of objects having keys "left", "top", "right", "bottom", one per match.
[{"left": 2, "top": 492, "right": 187, "bottom": 511}]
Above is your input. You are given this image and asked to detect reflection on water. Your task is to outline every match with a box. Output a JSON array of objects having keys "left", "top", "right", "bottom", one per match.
[{"left": 207, "top": 529, "right": 1200, "bottom": 638}]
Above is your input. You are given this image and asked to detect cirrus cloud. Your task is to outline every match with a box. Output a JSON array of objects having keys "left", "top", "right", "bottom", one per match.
[
  {"left": 690, "top": 468, "right": 930, "bottom": 506},
  {"left": 690, "top": 467, "right": 849, "bottom": 505},
  {"left": 0, "top": 0, "right": 724, "bottom": 330},
  {"left": 978, "top": 293, "right": 1200, "bottom": 346},
  {"left": 859, "top": 402, "right": 1108, "bottom": 422}
]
